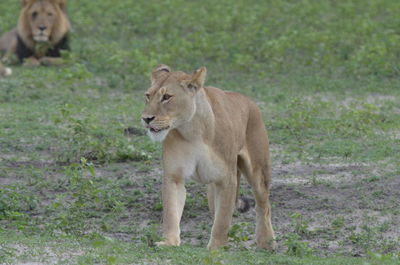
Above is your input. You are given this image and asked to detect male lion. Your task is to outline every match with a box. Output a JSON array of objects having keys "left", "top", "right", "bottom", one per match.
[
  {"left": 0, "top": 0, "right": 70, "bottom": 66},
  {"left": 141, "top": 65, "right": 276, "bottom": 250}
]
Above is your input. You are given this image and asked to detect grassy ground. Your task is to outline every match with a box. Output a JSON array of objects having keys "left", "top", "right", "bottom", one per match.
[{"left": 1, "top": 0, "right": 400, "bottom": 264}]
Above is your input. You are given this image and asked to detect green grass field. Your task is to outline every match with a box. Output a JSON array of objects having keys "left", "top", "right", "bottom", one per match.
[{"left": 1, "top": 0, "right": 400, "bottom": 264}]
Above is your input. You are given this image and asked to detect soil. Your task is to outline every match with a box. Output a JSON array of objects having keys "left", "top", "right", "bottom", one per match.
[
  {"left": 111, "top": 152, "right": 400, "bottom": 256},
  {"left": 2, "top": 146, "right": 399, "bottom": 257}
]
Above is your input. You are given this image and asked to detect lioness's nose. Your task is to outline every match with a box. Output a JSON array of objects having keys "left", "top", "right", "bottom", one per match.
[
  {"left": 142, "top": 116, "right": 155, "bottom": 124},
  {"left": 39, "top": 26, "right": 47, "bottom": 31}
]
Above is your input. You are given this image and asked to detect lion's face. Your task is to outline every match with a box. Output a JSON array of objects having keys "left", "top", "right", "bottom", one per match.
[
  {"left": 26, "top": 1, "right": 58, "bottom": 42},
  {"left": 18, "top": 0, "right": 69, "bottom": 46},
  {"left": 141, "top": 65, "right": 206, "bottom": 142}
]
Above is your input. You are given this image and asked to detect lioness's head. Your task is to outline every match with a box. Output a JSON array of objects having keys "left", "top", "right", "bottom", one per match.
[
  {"left": 18, "top": 0, "right": 70, "bottom": 47},
  {"left": 141, "top": 65, "right": 207, "bottom": 142}
]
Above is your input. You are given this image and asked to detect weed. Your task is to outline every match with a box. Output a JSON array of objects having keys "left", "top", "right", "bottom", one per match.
[
  {"left": 290, "top": 213, "right": 310, "bottom": 236},
  {"left": 337, "top": 103, "right": 384, "bottom": 136},
  {"left": 284, "top": 233, "right": 313, "bottom": 257},
  {"left": 228, "top": 222, "right": 251, "bottom": 245},
  {"left": 54, "top": 103, "right": 151, "bottom": 164},
  {"left": 48, "top": 158, "right": 126, "bottom": 235},
  {"left": 0, "top": 245, "right": 16, "bottom": 264},
  {"left": 331, "top": 217, "right": 345, "bottom": 230},
  {"left": 0, "top": 186, "right": 37, "bottom": 224},
  {"left": 141, "top": 224, "right": 161, "bottom": 247},
  {"left": 363, "top": 176, "right": 381, "bottom": 183},
  {"left": 367, "top": 252, "right": 400, "bottom": 264},
  {"left": 202, "top": 250, "right": 224, "bottom": 265}
]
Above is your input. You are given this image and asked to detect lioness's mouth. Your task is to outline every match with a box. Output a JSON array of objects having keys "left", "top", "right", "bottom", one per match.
[{"left": 148, "top": 126, "right": 169, "bottom": 133}]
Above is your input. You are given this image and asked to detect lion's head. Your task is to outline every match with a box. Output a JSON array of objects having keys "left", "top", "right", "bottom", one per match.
[
  {"left": 141, "top": 65, "right": 207, "bottom": 142},
  {"left": 17, "top": 0, "right": 70, "bottom": 49}
]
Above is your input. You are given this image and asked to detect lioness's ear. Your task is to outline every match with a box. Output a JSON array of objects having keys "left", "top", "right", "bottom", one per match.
[
  {"left": 188, "top": 67, "right": 207, "bottom": 90},
  {"left": 151, "top": 64, "right": 171, "bottom": 85}
]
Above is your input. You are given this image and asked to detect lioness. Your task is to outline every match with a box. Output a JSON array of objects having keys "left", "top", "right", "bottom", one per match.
[
  {"left": 141, "top": 65, "right": 276, "bottom": 250},
  {"left": 0, "top": 0, "right": 70, "bottom": 66}
]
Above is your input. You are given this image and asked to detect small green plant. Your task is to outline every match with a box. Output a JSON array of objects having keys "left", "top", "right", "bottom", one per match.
[
  {"left": 367, "top": 251, "right": 400, "bottom": 264},
  {"left": 283, "top": 213, "right": 313, "bottom": 257},
  {"left": 284, "top": 233, "right": 313, "bottom": 257},
  {"left": 54, "top": 103, "right": 151, "bottom": 164},
  {"left": 228, "top": 222, "right": 251, "bottom": 244},
  {"left": 337, "top": 103, "right": 383, "bottom": 136},
  {"left": 290, "top": 213, "right": 310, "bottom": 236},
  {"left": 141, "top": 224, "right": 161, "bottom": 247},
  {"left": 54, "top": 103, "right": 111, "bottom": 163},
  {"left": 331, "top": 216, "right": 345, "bottom": 230},
  {"left": 0, "top": 186, "right": 37, "bottom": 222},
  {"left": 202, "top": 250, "right": 224, "bottom": 265},
  {"left": 363, "top": 176, "right": 381, "bottom": 183},
  {"left": 0, "top": 245, "right": 16, "bottom": 264},
  {"left": 49, "top": 158, "right": 125, "bottom": 235}
]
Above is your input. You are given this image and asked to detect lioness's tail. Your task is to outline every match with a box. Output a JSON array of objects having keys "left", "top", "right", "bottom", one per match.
[
  {"left": 235, "top": 169, "right": 253, "bottom": 213},
  {"left": 236, "top": 196, "right": 253, "bottom": 213}
]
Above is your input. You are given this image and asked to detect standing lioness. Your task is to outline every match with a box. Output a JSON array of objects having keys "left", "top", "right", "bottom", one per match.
[{"left": 141, "top": 65, "right": 276, "bottom": 250}]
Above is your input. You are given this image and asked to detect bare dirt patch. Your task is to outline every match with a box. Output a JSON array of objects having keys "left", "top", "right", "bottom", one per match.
[
  {"left": 1, "top": 156, "right": 398, "bottom": 257},
  {"left": 107, "top": 159, "right": 400, "bottom": 256}
]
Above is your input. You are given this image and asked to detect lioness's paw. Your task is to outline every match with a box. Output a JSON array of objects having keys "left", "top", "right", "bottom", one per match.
[
  {"left": 257, "top": 240, "right": 277, "bottom": 252},
  {"left": 207, "top": 239, "right": 228, "bottom": 250},
  {"left": 155, "top": 240, "right": 180, "bottom": 247}
]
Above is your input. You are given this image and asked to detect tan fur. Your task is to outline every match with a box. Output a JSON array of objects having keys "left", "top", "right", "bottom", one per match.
[
  {"left": 0, "top": 29, "right": 18, "bottom": 58},
  {"left": 0, "top": 0, "right": 70, "bottom": 65},
  {"left": 141, "top": 65, "right": 276, "bottom": 250}
]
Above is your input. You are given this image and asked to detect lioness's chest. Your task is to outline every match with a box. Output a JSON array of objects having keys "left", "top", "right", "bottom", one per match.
[{"left": 164, "top": 142, "right": 228, "bottom": 184}]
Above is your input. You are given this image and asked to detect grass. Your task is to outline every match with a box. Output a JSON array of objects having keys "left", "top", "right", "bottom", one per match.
[
  {"left": 1, "top": 0, "right": 400, "bottom": 264},
  {"left": 1, "top": 232, "right": 398, "bottom": 265}
]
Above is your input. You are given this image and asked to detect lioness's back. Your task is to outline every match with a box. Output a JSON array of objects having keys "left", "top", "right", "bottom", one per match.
[
  {"left": 204, "top": 86, "right": 261, "bottom": 127},
  {"left": 203, "top": 86, "right": 266, "bottom": 155}
]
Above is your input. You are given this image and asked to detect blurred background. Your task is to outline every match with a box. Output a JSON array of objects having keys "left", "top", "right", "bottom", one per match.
[{"left": 2, "top": 0, "right": 399, "bottom": 86}]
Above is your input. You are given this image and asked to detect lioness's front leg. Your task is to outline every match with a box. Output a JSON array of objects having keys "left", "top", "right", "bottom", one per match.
[
  {"left": 207, "top": 184, "right": 216, "bottom": 218},
  {"left": 207, "top": 177, "right": 237, "bottom": 250},
  {"left": 157, "top": 174, "right": 186, "bottom": 246}
]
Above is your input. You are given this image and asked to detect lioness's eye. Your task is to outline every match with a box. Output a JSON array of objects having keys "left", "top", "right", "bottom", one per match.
[
  {"left": 162, "top": 94, "right": 172, "bottom": 101},
  {"left": 145, "top": 93, "right": 150, "bottom": 101},
  {"left": 48, "top": 12, "right": 53, "bottom": 16},
  {"left": 32, "top": 12, "right": 38, "bottom": 19}
]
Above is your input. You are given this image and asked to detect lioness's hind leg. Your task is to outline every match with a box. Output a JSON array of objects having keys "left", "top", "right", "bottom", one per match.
[
  {"left": 240, "top": 113, "right": 276, "bottom": 250},
  {"left": 251, "top": 168, "right": 276, "bottom": 251},
  {"left": 239, "top": 153, "right": 276, "bottom": 250}
]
